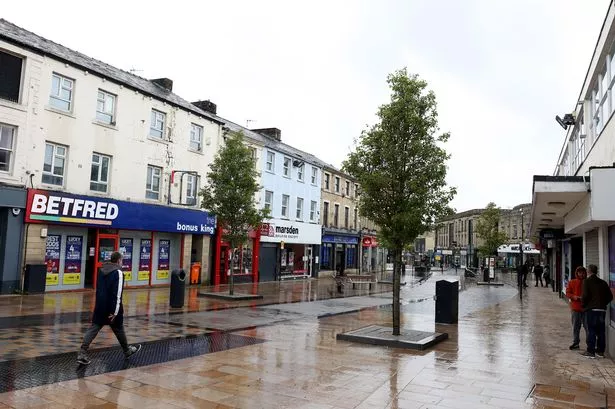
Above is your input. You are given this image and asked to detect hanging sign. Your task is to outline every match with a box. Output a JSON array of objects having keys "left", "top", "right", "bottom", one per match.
[
  {"left": 63, "top": 235, "right": 82, "bottom": 285},
  {"left": 120, "top": 238, "right": 133, "bottom": 281},
  {"left": 45, "top": 235, "right": 61, "bottom": 286},
  {"left": 157, "top": 239, "right": 170, "bottom": 280},
  {"left": 138, "top": 239, "right": 151, "bottom": 281}
]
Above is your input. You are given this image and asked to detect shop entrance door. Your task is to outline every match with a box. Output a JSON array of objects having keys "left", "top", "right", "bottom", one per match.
[
  {"left": 305, "top": 246, "right": 312, "bottom": 276},
  {"left": 220, "top": 244, "right": 229, "bottom": 284},
  {"left": 94, "top": 233, "right": 119, "bottom": 288}
]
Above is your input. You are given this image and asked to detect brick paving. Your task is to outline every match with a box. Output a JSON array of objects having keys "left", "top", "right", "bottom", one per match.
[{"left": 0, "top": 271, "right": 613, "bottom": 408}]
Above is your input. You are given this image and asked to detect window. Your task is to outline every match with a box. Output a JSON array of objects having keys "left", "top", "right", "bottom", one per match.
[
  {"left": 344, "top": 206, "right": 349, "bottom": 228},
  {"left": 310, "top": 200, "right": 317, "bottom": 222},
  {"left": 283, "top": 157, "right": 291, "bottom": 177},
  {"left": 49, "top": 73, "right": 74, "bottom": 111},
  {"left": 0, "top": 50, "right": 23, "bottom": 103},
  {"left": 335, "top": 177, "right": 340, "bottom": 193},
  {"left": 42, "top": 142, "right": 67, "bottom": 186},
  {"left": 186, "top": 174, "right": 197, "bottom": 205},
  {"left": 311, "top": 167, "right": 318, "bottom": 185},
  {"left": 190, "top": 124, "right": 203, "bottom": 152},
  {"left": 512, "top": 225, "right": 518, "bottom": 239},
  {"left": 150, "top": 109, "right": 165, "bottom": 139},
  {"left": 345, "top": 181, "right": 350, "bottom": 196},
  {"left": 323, "top": 202, "right": 329, "bottom": 226},
  {"left": 354, "top": 183, "right": 359, "bottom": 197},
  {"left": 281, "top": 194, "right": 289, "bottom": 218},
  {"left": 0, "top": 124, "right": 15, "bottom": 172},
  {"left": 146, "top": 165, "right": 162, "bottom": 200},
  {"left": 96, "top": 90, "right": 116, "bottom": 124},
  {"left": 334, "top": 204, "right": 339, "bottom": 227},
  {"left": 250, "top": 147, "right": 257, "bottom": 168},
  {"left": 324, "top": 173, "right": 330, "bottom": 190},
  {"left": 354, "top": 208, "right": 358, "bottom": 229},
  {"left": 90, "top": 153, "right": 110, "bottom": 192},
  {"left": 296, "top": 197, "right": 304, "bottom": 220},
  {"left": 297, "top": 163, "right": 304, "bottom": 181},
  {"left": 266, "top": 151, "right": 275, "bottom": 172},
  {"left": 264, "top": 190, "right": 273, "bottom": 212}
]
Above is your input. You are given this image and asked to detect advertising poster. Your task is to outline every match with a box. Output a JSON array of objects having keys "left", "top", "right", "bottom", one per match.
[
  {"left": 157, "top": 239, "right": 170, "bottom": 280},
  {"left": 45, "top": 235, "right": 61, "bottom": 286},
  {"left": 63, "top": 235, "right": 82, "bottom": 285},
  {"left": 138, "top": 239, "right": 151, "bottom": 281},
  {"left": 120, "top": 238, "right": 133, "bottom": 281},
  {"left": 488, "top": 257, "right": 495, "bottom": 279}
]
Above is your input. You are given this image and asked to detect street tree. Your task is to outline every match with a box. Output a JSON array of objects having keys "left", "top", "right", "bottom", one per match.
[
  {"left": 200, "top": 132, "right": 268, "bottom": 295},
  {"left": 343, "top": 68, "right": 456, "bottom": 335},
  {"left": 476, "top": 202, "right": 508, "bottom": 257}
]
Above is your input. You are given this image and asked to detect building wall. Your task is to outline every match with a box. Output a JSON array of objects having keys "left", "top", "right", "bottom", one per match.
[
  {"left": 320, "top": 167, "right": 359, "bottom": 230},
  {"left": 499, "top": 203, "right": 532, "bottom": 242}
]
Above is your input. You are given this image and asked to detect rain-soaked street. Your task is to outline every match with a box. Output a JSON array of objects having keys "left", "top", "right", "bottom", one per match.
[{"left": 0, "top": 270, "right": 614, "bottom": 408}]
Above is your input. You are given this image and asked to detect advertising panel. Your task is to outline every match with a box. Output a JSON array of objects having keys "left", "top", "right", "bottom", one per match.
[
  {"left": 63, "top": 235, "right": 82, "bottom": 285},
  {"left": 120, "top": 238, "right": 133, "bottom": 281},
  {"left": 157, "top": 239, "right": 170, "bottom": 280},
  {"left": 138, "top": 239, "right": 152, "bottom": 281},
  {"left": 45, "top": 235, "right": 61, "bottom": 286}
]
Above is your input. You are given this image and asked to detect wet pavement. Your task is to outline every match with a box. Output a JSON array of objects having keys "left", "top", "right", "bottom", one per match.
[{"left": 0, "top": 269, "right": 614, "bottom": 408}]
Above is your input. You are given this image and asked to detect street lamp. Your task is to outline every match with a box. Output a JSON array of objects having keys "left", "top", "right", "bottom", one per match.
[{"left": 519, "top": 208, "right": 524, "bottom": 299}]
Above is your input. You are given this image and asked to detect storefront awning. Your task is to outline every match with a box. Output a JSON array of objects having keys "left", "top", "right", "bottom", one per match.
[{"left": 530, "top": 168, "right": 615, "bottom": 237}]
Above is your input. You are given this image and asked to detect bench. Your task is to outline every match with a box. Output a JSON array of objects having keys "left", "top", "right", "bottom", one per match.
[{"left": 346, "top": 274, "right": 376, "bottom": 289}]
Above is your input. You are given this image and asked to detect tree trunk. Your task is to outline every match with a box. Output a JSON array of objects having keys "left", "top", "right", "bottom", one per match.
[
  {"left": 229, "top": 247, "right": 235, "bottom": 296},
  {"left": 392, "top": 247, "right": 402, "bottom": 336}
]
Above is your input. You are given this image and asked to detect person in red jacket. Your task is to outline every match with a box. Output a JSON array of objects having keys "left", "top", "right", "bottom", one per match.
[{"left": 566, "top": 266, "right": 587, "bottom": 350}]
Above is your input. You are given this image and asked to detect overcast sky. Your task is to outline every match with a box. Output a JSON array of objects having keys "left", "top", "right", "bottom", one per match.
[{"left": 3, "top": 1, "right": 610, "bottom": 212}]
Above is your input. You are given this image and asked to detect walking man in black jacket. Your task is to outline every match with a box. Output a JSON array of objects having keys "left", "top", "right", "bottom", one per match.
[
  {"left": 580, "top": 264, "right": 613, "bottom": 359},
  {"left": 77, "top": 252, "right": 141, "bottom": 365}
]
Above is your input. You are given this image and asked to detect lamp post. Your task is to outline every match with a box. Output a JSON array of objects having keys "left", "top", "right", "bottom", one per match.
[{"left": 519, "top": 209, "right": 524, "bottom": 299}]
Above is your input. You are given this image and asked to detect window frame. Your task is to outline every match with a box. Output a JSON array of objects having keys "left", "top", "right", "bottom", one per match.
[
  {"left": 0, "top": 123, "right": 16, "bottom": 173},
  {"left": 264, "top": 190, "right": 274, "bottom": 213},
  {"left": 334, "top": 204, "right": 339, "bottom": 227},
  {"left": 90, "top": 152, "right": 111, "bottom": 193},
  {"left": 49, "top": 73, "right": 74, "bottom": 112},
  {"left": 0, "top": 50, "right": 23, "bottom": 104},
  {"left": 324, "top": 173, "right": 330, "bottom": 190},
  {"left": 296, "top": 197, "right": 304, "bottom": 220},
  {"left": 96, "top": 89, "right": 116, "bottom": 125},
  {"left": 310, "top": 200, "right": 317, "bottom": 222},
  {"left": 344, "top": 206, "right": 349, "bottom": 228},
  {"left": 190, "top": 123, "right": 203, "bottom": 152},
  {"left": 334, "top": 176, "right": 340, "bottom": 193},
  {"left": 283, "top": 157, "right": 291, "bottom": 178},
  {"left": 266, "top": 151, "right": 275, "bottom": 173},
  {"left": 323, "top": 201, "right": 329, "bottom": 226},
  {"left": 185, "top": 173, "right": 198, "bottom": 205},
  {"left": 311, "top": 167, "right": 318, "bottom": 185},
  {"left": 281, "top": 194, "right": 290, "bottom": 218},
  {"left": 146, "top": 165, "right": 162, "bottom": 200},
  {"left": 297, "top": 163, "right": 304, "bottom": 182},
  {"left": 149, "top": 109, "right": 166, "bottom": 139},
  {"left": 42, "top": 142, "right": 67, "bottom": 186}
]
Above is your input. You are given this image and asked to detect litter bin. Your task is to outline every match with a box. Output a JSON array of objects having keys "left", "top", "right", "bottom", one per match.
[
  {"left": 483, "top": 267, "right": 489, "bottom": 282},
  {"left": 435, "top": 280, "right": 458, "bottom": 324},
  {"left": 190, "top": 262, "right": 201, "bottom": 285},
  {"left": 169, "top": 269, "right": 186, "bottom": 308},
  {"left": 23, "top": 264, "right": 47, "bottom": 294}
]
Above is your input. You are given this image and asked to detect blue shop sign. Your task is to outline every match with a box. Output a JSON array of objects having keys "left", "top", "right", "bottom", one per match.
[
  {"left": 25, "top": 189, "right": 216, "bottom": 235},
  {"left": 322, "top": 234, "right": 359, "bottom": 245}
]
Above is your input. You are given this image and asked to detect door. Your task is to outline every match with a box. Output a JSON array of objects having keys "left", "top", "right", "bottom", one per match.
[
  {"left": 219, "top": 244, "right": 229, "bottom": 284},
  {"left": 305, "top": 246, "right": 312, "bottom": 276},
  {"left": 94, "top": 233, "right": 118, "bottom": 288},
  {"left": 259, "top": 244, "right": 277, "bottom": 282}
]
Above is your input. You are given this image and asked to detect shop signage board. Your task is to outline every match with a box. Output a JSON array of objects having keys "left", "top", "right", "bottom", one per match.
[
  {"left": 25, "top": 189, "right": 216, "bottom": 235},
  {"left": 120, "top": 238, "right": 133, "bottom": 281},
  {"left": 45, "top": 235, "right": 61, "bottom": 286},
  {"left": 362, "top": 236, "right": 378, "bottom": 247},
  {"left": 260, "top": 219, "right": 321, "bottom": 244},
  {"left": 322, "top": 235, "right": 359, "bottom": 245},
  {"left": 157, "top": 239, "right": 170, "bottom": 280},
  {"left": 138, "top": 239, "right": 151, "bottom": 281},
  {"left": 63, "top": 235, "right": 82, "bottom": 285}
]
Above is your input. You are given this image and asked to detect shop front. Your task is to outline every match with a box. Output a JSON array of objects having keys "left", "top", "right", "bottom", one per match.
[
  {"left": 0, "top": 184, "right": 27, "bottom": 294},
  {"left": 258, "top": 219, "right": 321, "bottom": 281},
  {"left": 213, "top": 228, "right": 261, "bottom": 285},
  {"left": 24, "top": 189, "right": 216, "bottom": 292},
  {"left": 320, "top": 231, "right": 360, "bottom": 274}
]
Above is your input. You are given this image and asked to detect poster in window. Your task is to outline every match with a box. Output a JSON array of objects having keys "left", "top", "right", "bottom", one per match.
[
  {"left": 63, "top": 235, "right": 82, "bottom": 285},
  {"left": 609, "top": 226, "right": 615, "bottom": 325},
  {"left": 138, "top": 239, "right": 151, "bottom": 281},
  {"left": 45, "top": 235, "right": 61, "bottom": 286},
  {"left": 157, "top": 239, "right": 170, "bottom": 280},
  {"left": 120, "top": 238, "right": 133, "bottom": 281}
]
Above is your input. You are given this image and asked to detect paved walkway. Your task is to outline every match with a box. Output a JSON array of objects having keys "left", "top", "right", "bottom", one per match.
[{"left": 0, "top": 271, "right": 614, "bottom": 408}]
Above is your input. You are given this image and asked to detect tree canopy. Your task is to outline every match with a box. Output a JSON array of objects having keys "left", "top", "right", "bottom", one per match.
[{"left": 476, "top": 202, "right": 508, "bottom": 256}]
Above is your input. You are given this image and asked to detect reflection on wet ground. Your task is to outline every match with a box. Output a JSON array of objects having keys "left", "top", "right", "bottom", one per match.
[{"left": 0, "top": 270, "right": 614, "bottom": 408}]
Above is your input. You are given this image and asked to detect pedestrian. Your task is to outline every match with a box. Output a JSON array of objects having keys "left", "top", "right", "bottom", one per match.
[
  {"left": 566, "top": 266, "right": 587, "bottom": 350},
  {"left": 580, "top": 264, "right": 613, "bottom": 359},
  {"left": 543, "top": 264, "right": 551, "bottom": 287},
  {"left": 517, "top": 261, "right": 529, "bottom": 288},
  {"left": 77, "top": 251, "right": 141, "bottom": 365},
  {"left": 534, "top": 263, "right": 544, "bottom": 287}
]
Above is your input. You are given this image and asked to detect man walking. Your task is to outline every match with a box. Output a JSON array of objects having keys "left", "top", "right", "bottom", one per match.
[
  {"left": 566, "top": 266, "right": 586, "bottom": 350},
  {"left": 77, "top": 251, "right": 141, "bottom": 365},
  {"left": 580, "top": 264, "right": 613, "bottom": 358},
  {"left": 534, "top": 263, "right": 544, "bottom": 287}
]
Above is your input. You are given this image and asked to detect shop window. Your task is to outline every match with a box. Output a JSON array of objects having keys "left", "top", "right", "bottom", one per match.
[
  {"left": 323, "top": 202, "right": 329, "bottom": 225},
  {"left": 90, "top": 152, "right": 111, "bottom": 192},
  {"left": 146, "top": 165, "right": 162, "bottom": 200},
  {"left": 281, "top": 194, "right": 289, "bottom": 218},
  {"left": 0, "top": 50, "right": 23, "bottom": 103},
  {"left": 346, "top": 245, "right": 356, "bottom": 268},
  {"left": 321, "top": 243, "right": 333, "bottom": 269},
  {"left": 0, "top": 123, "right": 16, "bottom": 172},
  {"left": 96, "top": 89, "right": 116, "bottom": 125},
  {"left": 49, "top": 73, "right": 73, "bottom": 112},
  {"left": 42, "top": 142, "right": 67, "bottom": 186}
]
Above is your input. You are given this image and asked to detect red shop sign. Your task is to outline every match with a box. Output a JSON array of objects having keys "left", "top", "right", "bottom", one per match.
[{"left": 362, "top": 236, "right": 378, "bottom": 247}]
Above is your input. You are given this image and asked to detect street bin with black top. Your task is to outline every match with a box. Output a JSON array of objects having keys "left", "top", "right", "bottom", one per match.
[
  {"left": 170, "top": 269, "right": 186, "bottom": 308},
  {"left": 435, "top": 280, "right": 458, "bottom": 324},
  {"left": 23, "top": 264, "right": 47, "bottom": 294}
]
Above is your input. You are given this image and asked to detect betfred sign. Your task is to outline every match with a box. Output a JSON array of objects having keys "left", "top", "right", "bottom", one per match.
[
  {"left": 260, "top": 218, "right": 321, "bottom": 244},
  {"left": 25, "top": 189, "right": 216, "bottom": 235}
]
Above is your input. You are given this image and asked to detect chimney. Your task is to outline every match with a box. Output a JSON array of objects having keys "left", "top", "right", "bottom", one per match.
[
  {"left": 192, "top": 100, "right": 217, "bottom": 115},
  {"left": 251, "top": 127, "right": 281, "bottom": 141},
  {"left": 150, "top": 78, "right": 173, "bottom": 92}
]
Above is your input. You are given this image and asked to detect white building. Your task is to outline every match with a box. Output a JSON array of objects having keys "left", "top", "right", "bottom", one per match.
[
  {"left": 0, "top": 19, "right": 221, "bottom": 292},
  {"left": 529, "top": 2, "right": 615, "bottom": 355}
]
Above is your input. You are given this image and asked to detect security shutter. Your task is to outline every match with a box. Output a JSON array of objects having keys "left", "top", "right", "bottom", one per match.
[{"left": 585, "top": 229, "right": 599, "bottom": 268}]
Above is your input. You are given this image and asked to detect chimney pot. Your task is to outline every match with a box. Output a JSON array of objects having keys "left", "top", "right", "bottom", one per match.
[{"left": 192, "top": 100, "right": 217, "bottom": 115}]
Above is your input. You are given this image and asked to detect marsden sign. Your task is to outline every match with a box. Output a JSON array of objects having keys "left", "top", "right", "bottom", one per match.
[{"left": 25, "top": 189, "right": 216, "bottom": 235}]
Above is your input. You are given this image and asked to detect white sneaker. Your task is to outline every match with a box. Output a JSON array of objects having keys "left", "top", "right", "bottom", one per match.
[{"left": 124, "top": 344, "right": 142, "bottom": 359}]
